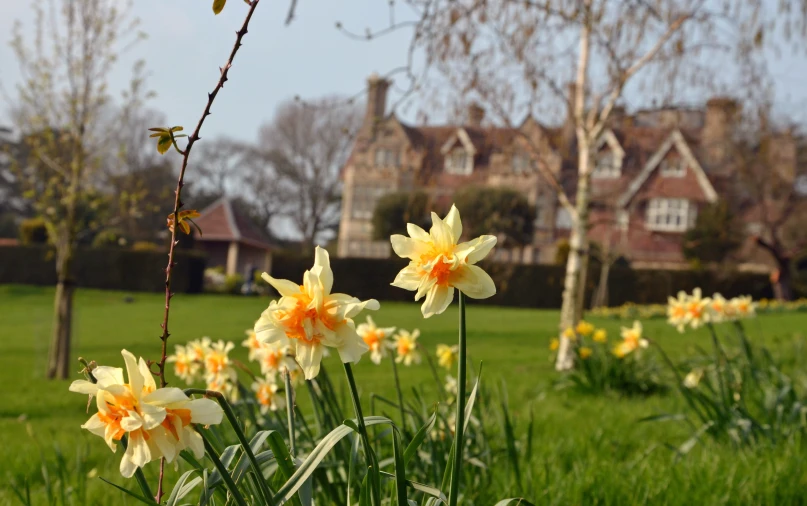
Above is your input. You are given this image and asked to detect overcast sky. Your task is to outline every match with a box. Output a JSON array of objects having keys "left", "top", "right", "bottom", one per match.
[{"left": 2, "top": 0, "right": 807, "bottom": 141}]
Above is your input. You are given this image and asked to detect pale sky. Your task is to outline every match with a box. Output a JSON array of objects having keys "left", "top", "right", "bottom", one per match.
[{"left": 2, "top": 0, "right": 806, "bottom": 141}]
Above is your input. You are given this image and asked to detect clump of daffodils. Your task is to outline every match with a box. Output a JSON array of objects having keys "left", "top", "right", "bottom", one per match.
[
  {"left": 356, "top": 316, "right": 396, "bottom": 365},
  {"left": 70, "top": 350, "right": 223, "bottom": 477},
  {"left": 167, "top": 337, "right": 240, "bottom": 400},
  {"left": 613, "top": 321, "right": 648, "bottom": 358},
  {"left": 251, "top": 375, "right": 285, "bottom": 414},
  {"left": 392, "top": 329, "right": 421, "bottom": 366},
  {"left": 390, "top": 204, "right": 497, "bottom": 318},
  {"left": 668, "top": 289, "right": 757, "bottom": 332},
  {"left": 575, "top": 320, "right": 594, "bottom": 337},
  {"left": 254, "top": 246, "right": 379, "bottom": 379}
]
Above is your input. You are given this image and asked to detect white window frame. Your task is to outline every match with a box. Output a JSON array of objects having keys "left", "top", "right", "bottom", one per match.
[
  {"left": 511, "top": 152, "right": 530, "bottom": 174},
  {"left": 645, "top": 198, "right": 696, "bottom": 232},
  {"left": 445, "top": 147, "right": 473, "bottom": 175},
  {"left": 593, "top": 150, "right": 621, "bottom": 179},
  {"left": 659, "top": 157, "right": 686, "bottom": 177},
  {"left": 374, "top": 148, "right": 400, "bottom": 168}
]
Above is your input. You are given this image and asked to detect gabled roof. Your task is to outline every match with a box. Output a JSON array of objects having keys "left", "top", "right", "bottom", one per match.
[
  {"left": 617, "top": 129, "right": 718, "bottom": 207},
  {"left": 194, "top": 198, "right": 273, "bottom": 250}
]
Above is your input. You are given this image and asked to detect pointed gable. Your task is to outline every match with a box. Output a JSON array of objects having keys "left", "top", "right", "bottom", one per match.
[{"left": 195, "top": 198, "right": 273, "bottom": 250}]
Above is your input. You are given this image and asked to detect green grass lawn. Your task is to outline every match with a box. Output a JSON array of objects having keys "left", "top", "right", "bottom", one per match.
[{"left": 2, "top": 284, "right": 807, "bottom": 504}]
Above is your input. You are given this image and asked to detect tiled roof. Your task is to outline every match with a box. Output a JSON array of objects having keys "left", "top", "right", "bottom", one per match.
[{"left": 194, "top": 198, "right": 273, "bottom": 250}]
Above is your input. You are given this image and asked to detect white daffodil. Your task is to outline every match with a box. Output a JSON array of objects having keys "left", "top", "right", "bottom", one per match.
[
  {"left": 69, "top": 350, "right": 222, "bottom": 478},
  {"left": 392, "top": 329, "right": 421, "bottom": 366},
  {"left": 186, "top": 337, "right": 212, "bottom": 363},
  {"left": 255, "top": 247, "right": 379, "bottom": 379},
  {"left": 731, "top": 295, "right": 756, "bottom": 319},
  {"left": 708, "top": 293, "right": 730, "bottom": 323},
  {"left": 166, "top": 345, "right": 199, "bottom": 385},
  {"left": 667, "top": 290, "right": 689, "bottom": 333},
  {"left": 251, "top": 375, "right": 285, "bottom": 414},
  {"left": 390, "top": 204, "right": 497, "bottom": 318},
  {"left": 357, "top": 316, "right": 396, "bottom": 365},
  {"left": 613, "top": 321, "right": 648, "bottom": 358},
  {"left": 204, "top": 340, "right": 234, "bottom": 377},
  {"left": 436, "top": 344, "right": 459, "bottom": 370},
  {"left": 255, "top": 338, "right": 295, "bottom": 376},
  {"left": 241, "top": 328, "right": 265, "bottom": 362},
  {"left": 685, "top": 288, "right": 711, "bottom": 329}
]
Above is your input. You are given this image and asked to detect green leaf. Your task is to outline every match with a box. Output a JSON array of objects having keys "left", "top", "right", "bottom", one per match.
[
  {"left": 380, "top": 472, "right": 447, "bottom": 503},
  {"left": 404, "top": 410, "right": 437, "bottom": 467},
  {"left": 166, "top": 470, "right": 202, "bottom": 506},
  {"left": 273, "top": 416, "right": 393, "bottom": 503},
  {"left": 156, "top": 133, "right": 172, "bottom": 154},
  {"left": 391, "top": 428, "right": 408, "bottom": 505},
  {"left": 212, "top": 0, "right": 227, "bottom": 14},
  {"left": 148, "top": 127, "right": 168, "bottom": 133},
  {"left": 169, "top": 126, "right": 184, "bottom": 132},
  {"left": 493, "top": 499, "right": 537, "bottom": 506},
  {"left": 98, "top": 478, "right": 159, "bottom": 505}
]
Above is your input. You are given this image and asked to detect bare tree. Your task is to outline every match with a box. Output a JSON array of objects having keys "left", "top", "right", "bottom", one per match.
[
  {"left": 342, "top": 0, "right": 807, "bottom": 370},
  {"left": 9, "top": 0, "right": 144, "bottom": 379},
  {"left": 259, "top": 97, "right": 362, "bottom": 252}
]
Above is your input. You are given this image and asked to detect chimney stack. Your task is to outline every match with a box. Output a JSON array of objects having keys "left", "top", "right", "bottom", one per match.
[
  {"left": 702, "top": 97, "right": 740, "bottom": 172},
  {"left": 365, "top": 73, "right": 391, "bottom": 125},
  {"left": 468, "top": 103, "right": 485, "bottom": 127}
]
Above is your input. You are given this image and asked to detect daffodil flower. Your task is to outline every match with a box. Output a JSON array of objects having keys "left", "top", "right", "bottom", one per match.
[
  {"left": 436, "top": 344, "right": 459, "bottom": 370},
  {"left": 708, "top": 293, "right": 729, "bottom": 323},
  {"left": 592, "top": 329, "right": 607, "bottom": 343},
  {"left": 69, "top": 350, "right": 222, "bottom": 478},
  {"left": 731, "top": 295, "right": 756, "bottom": 319},
  {"left": 667, "top": 291, "right": 689, "bottom": 333},
  {"left": 356, "top": 316, "right": 396, "bottom": 365},
  {"left": 575, "top": 321, "right": 594, "bottom": 337},
  {"left": 390, "top": 205, "right": 496, "bottom": 318},
  {"left": 392, "top": 329, "right": 421, "bottom": 366},
  {"left": 166, "top": 345, "right": 199, "bottom": 385},
  {"left": 186, "top": 337, "right": 212, "bottom": 362},
  {"left": 242, "top": 328, "right": 266, "bottom": 362},
  {"left": 255, "top": 247, "right": 379, "bottom": 379},
  {"left": 256, "top": 339, "right": 295, "bottom": 376},
  {"left": 685, "top": 288, "right": 711, "bottom": 329},
  {"left": 613, "top": 321, "right": 648, "bottom": 358},
  {"left": 579, "top": 347, "right": 593, "bottom": 360},
  {"left": 549, "top": 337, "right": 560, "bottom": 351},
  {"left": 251, "top": 375, "right": 285, "bottom": 414}
]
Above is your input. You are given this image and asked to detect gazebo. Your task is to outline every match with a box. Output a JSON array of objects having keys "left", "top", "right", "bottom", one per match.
[{"left": 193, "top": 198, "right": 273, "bottom": 276}]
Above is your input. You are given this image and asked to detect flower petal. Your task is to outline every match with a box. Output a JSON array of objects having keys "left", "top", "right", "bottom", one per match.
[
  {"left": 69, "top": 380, "right": 99, "bottom": 396},
  {"left": 313, "top": 246, "right": 334, "bottom": 294},
  {"left": 444, "top": 205, "right": 462, "bottom": 241},
  {"left": 391, "top": 264, "right": 423, "bottom": 291},
  {"left": 448, "top": 264, "right": 496, "bottom": 299},
  {"left": 121, "top": 350, "right": 143, "bottom": 400},
  {"left": 429, "top": 212, "right": 455, "bottom": 250},
  {"left": 186, "top": 398, "right": 224, "bottom": 425},
  {"left": 143, "top": 387, "right": 189, "bottom": 406},
  {"left": 92, "top": 366, "right": 125, "bottom": 388},
  {"left": 261, "top": 273, "right": 301, "bottom": 297},
  {"left": 455, "top": 235, "right": 497, "bottom": 264},
  {"left": 334, "top": 323, "right": 369, "bottom": 364},
  {"left": 391, "top": 235, "right": 431, "bottom": 260},
  {"left": 295, "top": 341, "right": 324, "bottom": 380},
  {"left": 120, "top": 431, "right": 151, "bottom": 478},
  {"left": 406, "top": 223, "right": 431, "bottom": 242},
  {"left": 421, "top": 284, "right": 454, "bottom": 318}
]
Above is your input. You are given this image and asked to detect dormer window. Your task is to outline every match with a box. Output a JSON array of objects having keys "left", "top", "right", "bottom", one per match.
[
  {"left": 374, "top": 148, "right": 400, "bottom": 168},
  {"left": 593, "top": 151, "right": 620, "bottom": 178},
  {"left": 511, "top": 152, "right": 530, "bottom": 174},
  {"left": 445, "top": 148, "right": 473, "bottom": 175},
  {"left": 659, "top": 157, "right": 685, "bottom": 177},
  {"left": 646, "top": 198, "right": 696, "bottom": 232}
]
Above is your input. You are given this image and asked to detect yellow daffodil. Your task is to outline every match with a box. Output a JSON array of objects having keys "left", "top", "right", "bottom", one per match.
[
  {"left": 166, "top": 344, "right": 199, "bottom": 385},
  {"left": 251, "top": 376, "right": 285, "bottom": 414},
  {"left": 186, "top": 337, "right": 212, "bottom": 362},
  {"left": 731, "top": 295, "right": 756, "bottom": 319},
  {"left": 204, "top": 340, "right": 234, "bottom": 377},
  {"left": 575, "top": 321, "right": 594, "bottom": 337},
  {"left": 562, "top": 327, "right": 577, "bottom": 341},
  {"left": 592, "top": 329, "right": 607, "bottom": 343},
  {"left": 242, "top": 328, "right": 265, "bottom": 362},
  {"left": 613, "top": 320, "right": 648, "bottom": 358},
  {"left": 549, "top": 337, "right": 560, "bottom": 351},
  {"left": 255, "top": 247, "right": 379, "bottom": 379},
  {"left": 256, "top": 339, "right": 295, "bottom": 376},
  {"left": 356, "top": 316, "right": 396, "bottom": 365},
  {"left": 69, "top": 350, "right": 222, "bottom": 478},
  {"left": 436, "top": 344, "right": 459, "bottom": 370},
  {"left": 205, "top": 369, "right": 238, "bottom": 401},
  {"left": 667, "top": 291, "right": 689, "bottom": 333},
  {"left": 708, "top": 293, "right": 730, "bottom": 323},
  {"left": 683, "top": 369, "right": 703, "bottom": 389},
  {"left": 579, "top": 347, "right": 593, "bottom": 360},
  {"left": 390, "top": 205, "right": 497, "bottom": 318},
  {"left": 685, "top": 288, "right": 711, "bottom": 329},
  {"left": 392, "top": 329, "right": 421, "bottom": 366}
]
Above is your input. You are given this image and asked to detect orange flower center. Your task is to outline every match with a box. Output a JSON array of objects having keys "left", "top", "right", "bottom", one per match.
[
  {"left": 363, "top": 330, "right": 383, "bottom": 350},
  {"left": 687, "top": 303, "right": 702, "bottom": 318},
  {"left": 161, "top": 408, "right": 192, "bottom": 440},
  {"left": 398, "top": 341, "right": 412, "bottom": 356},
  {"left": 206, "top": 353, "right": 227, "bottom": 374},
  {"left": 263, "top": 350, "right": 283, "bottom": 370},
  {"left": 256, "top": 385, "right": 274, "bottom": 406},
  {"left": 276, "top": 288, "right": 343, "bottom": 345}
]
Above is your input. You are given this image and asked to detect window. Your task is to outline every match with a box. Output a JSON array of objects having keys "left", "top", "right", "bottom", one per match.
[
  {"left": 555, "top": 208, "right": 572, "bottom": 230},
  {"left": 350, "top": 185, "right": 388, "bottom": 220},
  {"left": 511, "top": 152, "right": 530, "bottom": 174},
  {"left": 445, "top": 148, "right": 473, "bottom": 175},
  {"left": 646, "top": 198, "right": 696, "bottom": 232},
  {"left": 374, "top": 148, "right": 400, "bottom": 168},
  {"left": 593, "top": 151, "right": 620, "bottom": 178},
  {"left": 659, "top": 157, "right": 685, "bottom": 177},
  {"left": 617, "top": 210, "right": 629, "bottom": 231}
]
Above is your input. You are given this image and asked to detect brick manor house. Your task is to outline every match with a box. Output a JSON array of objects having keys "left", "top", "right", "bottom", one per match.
[{"left": 336, "top": 75, "right": 798, "bottom": 269}]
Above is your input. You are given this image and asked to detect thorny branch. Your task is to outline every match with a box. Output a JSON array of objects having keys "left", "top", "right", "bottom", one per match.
[{"left": 153, "top": 1, "right": 261, "bottom": 501}]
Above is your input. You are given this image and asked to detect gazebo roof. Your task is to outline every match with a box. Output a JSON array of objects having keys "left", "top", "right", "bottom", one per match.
[{"left": 194, "top": 198, "right": 273, "bottom": 250}]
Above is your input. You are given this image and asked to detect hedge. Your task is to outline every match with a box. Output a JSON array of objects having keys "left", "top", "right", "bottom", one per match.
[
  {"left": 270, "top": 252, "right": 774, "bottom": 308},
  {"left": 0, "top": 245, "right": 205, "bottom": 293}
]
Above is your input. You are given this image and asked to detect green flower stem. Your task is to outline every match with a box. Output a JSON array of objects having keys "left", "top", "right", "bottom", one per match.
[
  {"left": 200, "top": 431, "right": 249, "bottom": 506},
  {"left": 285, "top": 367, "right": 297, "bottom": 456},
  {"left": 390, "top": 355, "right": 408, "bottom": 433},
  {"left": 706, "top": 324, "right": 729, "bottom": 408},
  {"left": 449, "top": 292, "right": 467, "bottom": 506},
  {"left": 343, "top": 362, "right": 381, "bottom": 506},
  {"left": 184, "top": 389, "right": 274, "bottom": 505}
]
